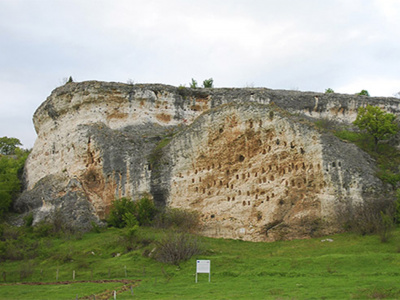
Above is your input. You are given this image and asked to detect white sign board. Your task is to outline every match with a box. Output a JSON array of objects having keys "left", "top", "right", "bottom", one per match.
[{"left": 196, "top": 260, "right": 210, "bottom": 282}]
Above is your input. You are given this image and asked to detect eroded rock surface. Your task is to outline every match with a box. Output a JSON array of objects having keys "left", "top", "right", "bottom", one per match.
[
  {"left": 163, "top": 102, "right": 384, "bottom": 241},
  {"left": 16, "top": 81, "right": 398, "bottom": 240}
]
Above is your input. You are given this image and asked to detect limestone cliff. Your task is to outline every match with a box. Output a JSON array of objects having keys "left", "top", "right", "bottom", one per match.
[{"left": 15, "top": 81, "right": 399, "bottom": 241}]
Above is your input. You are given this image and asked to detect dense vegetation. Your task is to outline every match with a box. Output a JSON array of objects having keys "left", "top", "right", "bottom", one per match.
[{"left": 0, "top": 137, "right": 30, "bottom": 220}]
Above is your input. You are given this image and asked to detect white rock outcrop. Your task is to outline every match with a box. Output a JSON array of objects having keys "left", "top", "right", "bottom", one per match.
[{"left": 16, "top": 81, "right": 397, "bottom": 240}]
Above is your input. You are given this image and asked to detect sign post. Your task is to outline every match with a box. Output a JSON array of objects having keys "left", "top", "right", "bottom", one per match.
[{"left": 196, "top": 260, "right": 211, "bottom": 283}]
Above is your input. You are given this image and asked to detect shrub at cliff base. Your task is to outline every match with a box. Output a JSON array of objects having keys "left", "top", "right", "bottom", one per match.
[
  {"left": 154, "top": 231, "right": 202, "bottom": 266},
  {"left": 153, "top": 207, "right": 201, "bottom": 233},
  {"left": 107, "top": 197, "right": 158, "bottom": 228}
]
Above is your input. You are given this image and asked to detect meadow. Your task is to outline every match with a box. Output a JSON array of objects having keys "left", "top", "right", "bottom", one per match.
[{"left": 1, "top": 226, "right": 400, "bottom": 299}]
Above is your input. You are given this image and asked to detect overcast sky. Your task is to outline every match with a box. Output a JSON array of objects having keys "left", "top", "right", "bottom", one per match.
[{"left": 1, "top": 0, "right": 400, "bottom": 148}]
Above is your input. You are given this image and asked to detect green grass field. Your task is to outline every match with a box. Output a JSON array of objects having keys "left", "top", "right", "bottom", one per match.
[{"left": 1, "top": 227, "right": 400, "bottom": 299}]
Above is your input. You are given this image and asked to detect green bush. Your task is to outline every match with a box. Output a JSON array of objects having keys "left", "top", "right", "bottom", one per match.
[
  {"left": 379, "top": 211, "right": 395, "bottom": 243},
  {"left": 119, "top": 215, "right": 155, "bottom": 252},
  {"left": 107, "top": 198, "right": 137, "bottom": 228},
  {"left": 90, "top": 221, "right": 104, "bottom": 233},
  {"left": 120, "top": 223, "right": 140, "bottom": 252},
  {"left": 136, "top": 197, "right": 158, "bottom": 226},
  {"left": 189, "top": 78, "right": 198, "bottom": 89},
  {"left": 23, "top": 213, "right": 34, "bottom": 228},
  {"left": 107, "top": 197, "right": 158, "bottom": 228},
  {"left": 357, "top": 89, "right": 370, "bottom": 96},
  {"left": 202, "top": 78, "right": 214, "bottom": 88},
  {"left": 325, "top": 88, "right": 334, "bottom": 93},
  {"left": 33, "top": 221, "right": 54, "bottom": 238}
]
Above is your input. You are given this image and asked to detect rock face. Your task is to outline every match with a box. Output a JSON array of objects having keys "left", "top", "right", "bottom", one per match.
[{"left": 16, "top": 81, "right": 400, "bottom": 241}]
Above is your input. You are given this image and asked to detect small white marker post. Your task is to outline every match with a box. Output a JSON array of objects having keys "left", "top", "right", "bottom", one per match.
[{"left": 196, "top": 260, "right": 211, "bottom": 283}]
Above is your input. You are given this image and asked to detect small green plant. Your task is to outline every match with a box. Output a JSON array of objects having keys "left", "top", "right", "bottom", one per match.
[
  {"left": 189, "top": 78, "right": 198, "bottom": 89},
  {"left": 325, "top": 88, "right": 334, "bottom": 93},
  {"left": 23, "top": 213, "right": 34, "bottom": 228},
  {"left": 33, "top": 221, "right": 54, "bottom": 238},
  {"left": 120, "top": 213, "right": 140, "bottom": 251},
  {"left": 379, "top": 210, "right": 395, "bottom": 242},
  {"left": 396, "top": 189, "right": 400, "bottom": 223},
  {"left": 122, "top": 212, "right": 138, "bottom": 228},
  {"left": 90, "top": 221, "right": 104, "bottom": 233},
  {"left": 357, "top": 89, "right": 370, "bottom": 96},
  {"left": 107, "top": 198, "right": 137, "bottom": 228},
  {"left": 268, "top": 111, "right": 274, "bottom": 120},
  {"left": 202, "top": 78, "right": 214, "bottom": 88},
  {"left": 136, "top": 197, "right": 158, "bottom": 226}
]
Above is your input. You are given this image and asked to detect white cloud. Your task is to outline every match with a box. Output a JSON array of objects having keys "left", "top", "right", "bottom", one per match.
[
  {"left": 0, "top": 0, "right": 399, "bottom": 147},
  {"left": 337, "top": 78, "right": 400, "bottom": 97}
]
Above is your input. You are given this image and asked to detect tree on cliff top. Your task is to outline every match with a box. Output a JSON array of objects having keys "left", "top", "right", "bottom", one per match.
[
  {"left": 0, "top": 137, "right": 22, "bottom": 155},
  {"left": 357, "top": 90, "right": 370, "bottom": 96},
  {"left": 202, "top": 78, "right": 214, "bottom": 88},
  {"left": 353, "top": 105, "right": 398, "bottom": 152}
]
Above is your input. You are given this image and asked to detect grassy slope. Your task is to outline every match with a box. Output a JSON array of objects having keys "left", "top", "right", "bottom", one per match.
[{"left": 1, "top": 227, "right": 400, "bottom": 299}]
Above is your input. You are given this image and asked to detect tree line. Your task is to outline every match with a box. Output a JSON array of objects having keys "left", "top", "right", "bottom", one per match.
[{"left": 0, "top": 137, "right": 30, "bottom": 220}]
